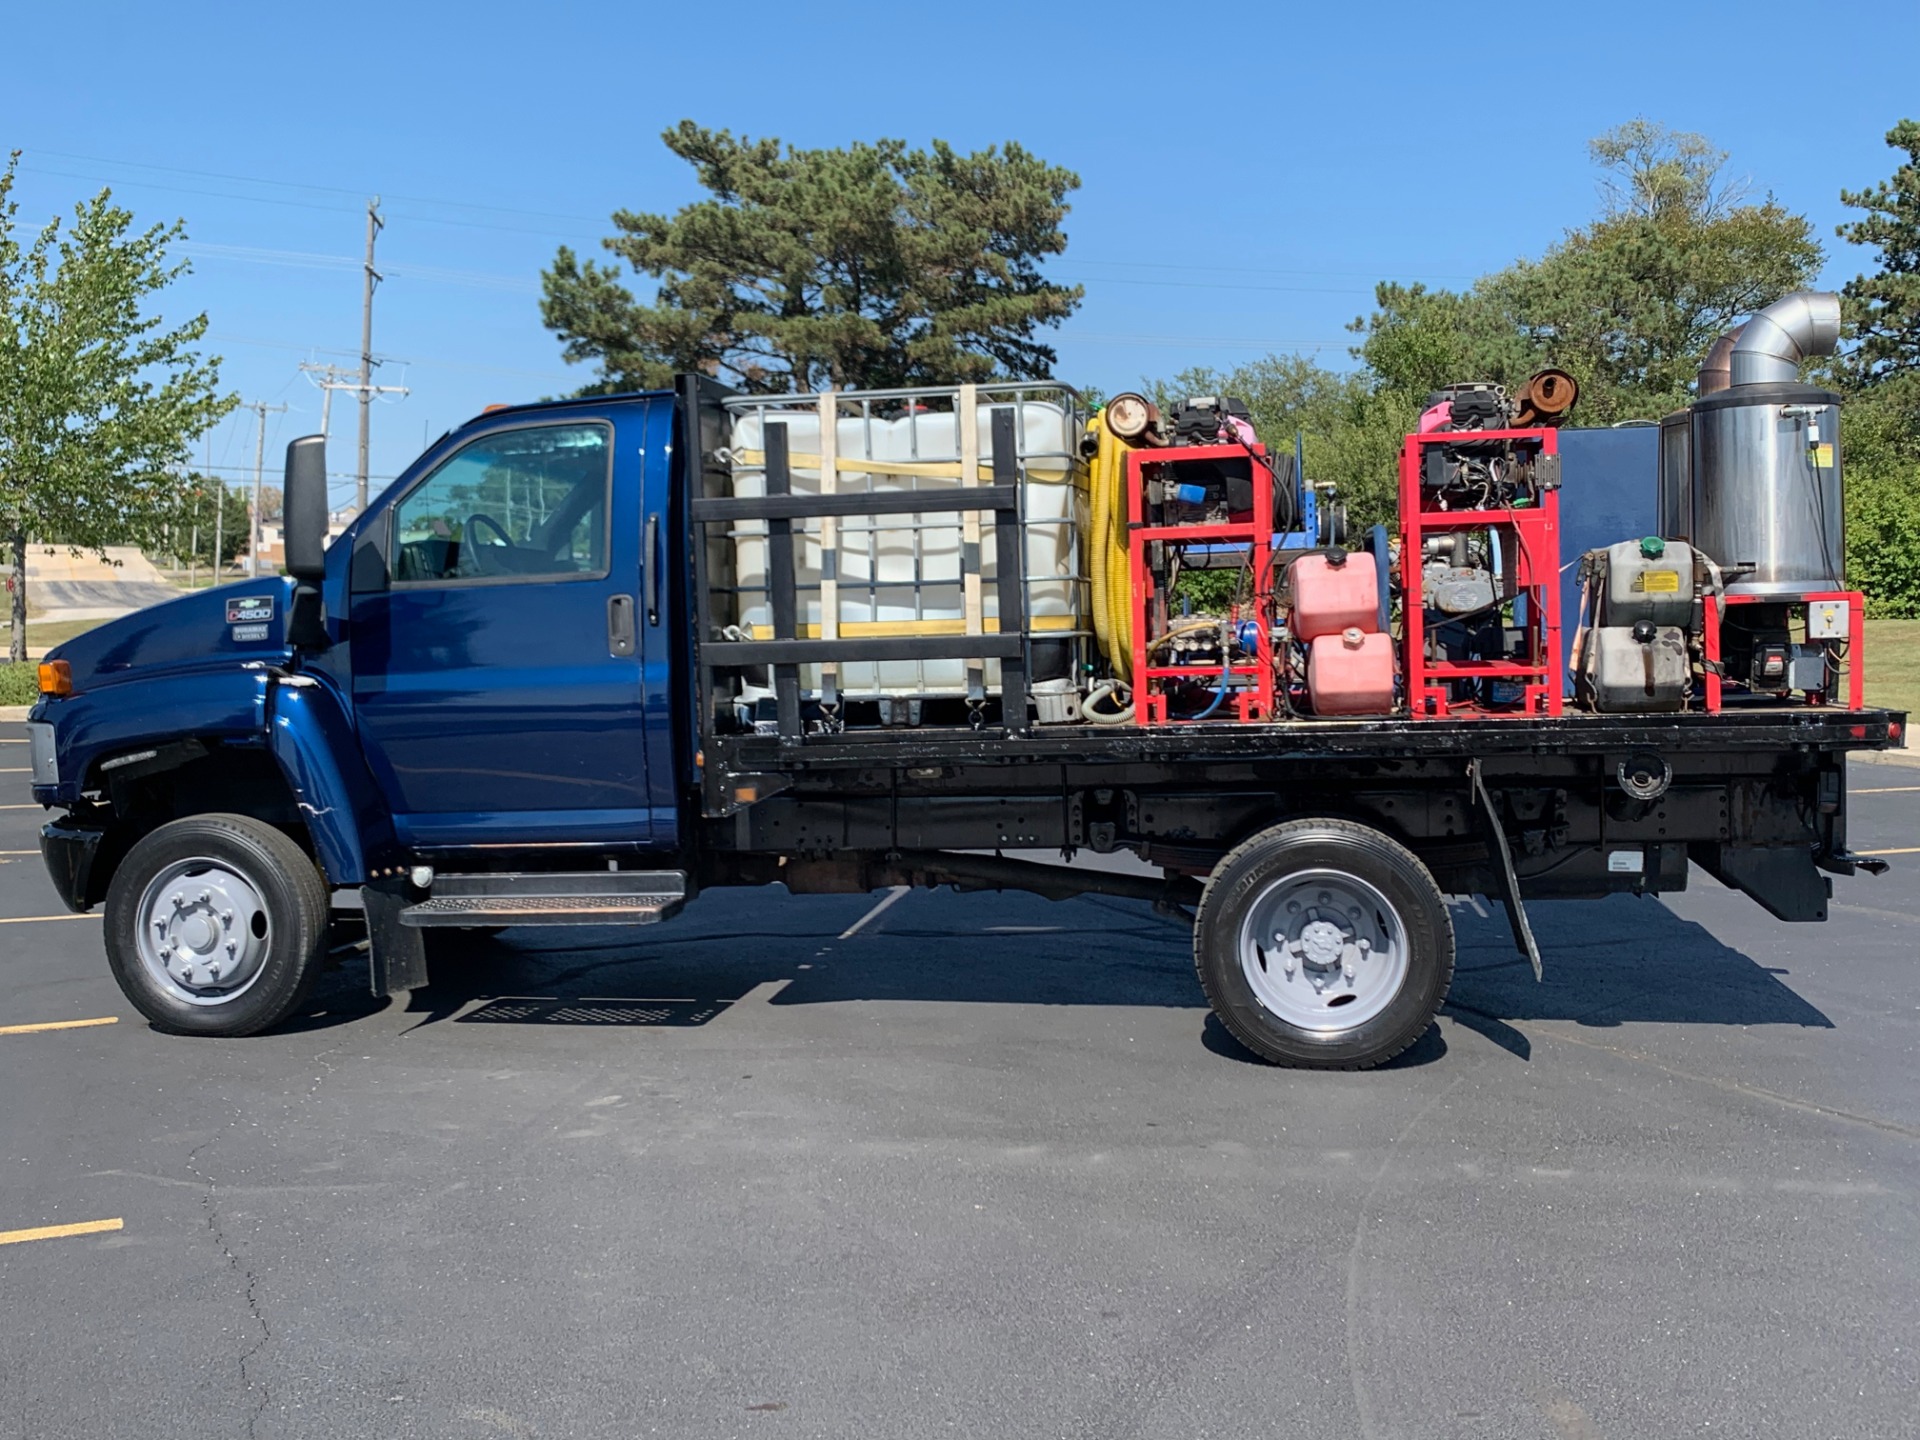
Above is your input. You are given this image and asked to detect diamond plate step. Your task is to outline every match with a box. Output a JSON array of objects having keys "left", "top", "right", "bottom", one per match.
[{"left": 398, "top": 871, "right": 687, "bottom": 928}]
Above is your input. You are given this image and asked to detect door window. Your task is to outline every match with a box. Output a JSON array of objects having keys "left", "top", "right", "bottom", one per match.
[{"left": 391, "top": 422, "right": 610, "bottom": 584}]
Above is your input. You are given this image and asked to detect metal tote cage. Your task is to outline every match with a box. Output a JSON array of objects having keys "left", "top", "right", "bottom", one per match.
[{"left": 691, "top": 381, "right": 1088, "bottom": 741}]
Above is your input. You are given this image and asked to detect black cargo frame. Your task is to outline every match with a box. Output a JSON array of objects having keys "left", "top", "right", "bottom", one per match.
[{"left": 690, "top": 401, "right": 1032, "bottom": 744}]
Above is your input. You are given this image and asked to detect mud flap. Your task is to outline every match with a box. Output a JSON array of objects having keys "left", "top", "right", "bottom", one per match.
[
  {"left": 1691, "top": 844, "right": 1831, "bottom": 922},
  {"left": 1469, "top": 759, "right": 1543, "bottom": 982},
  {"left": 361, "top": 879, "right": 430, "bottom": 996}
]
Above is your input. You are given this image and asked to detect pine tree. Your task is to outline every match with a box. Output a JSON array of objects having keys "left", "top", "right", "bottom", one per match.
[{"left": 541, "top": 123, "right": 1083, "bottom": 394}]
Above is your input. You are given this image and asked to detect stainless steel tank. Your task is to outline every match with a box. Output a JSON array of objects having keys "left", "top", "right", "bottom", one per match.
[
  {"left": 1688, "top": 384, "right": 1843, "bottom": 595},
  {"left": 1657, "top": 410, "right": 1691, "bottom": 540}
]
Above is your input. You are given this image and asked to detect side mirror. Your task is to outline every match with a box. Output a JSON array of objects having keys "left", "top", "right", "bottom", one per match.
[{"left": 283, "top": 434, "right": 329, "bottom": 581}]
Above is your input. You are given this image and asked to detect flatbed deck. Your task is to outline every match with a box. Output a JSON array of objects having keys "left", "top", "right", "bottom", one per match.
[{"left": 711, "top": 707, "right": 1903, "bottom": 775}]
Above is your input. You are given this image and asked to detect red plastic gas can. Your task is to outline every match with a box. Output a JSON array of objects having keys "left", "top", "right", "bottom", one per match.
[
  {"left": 1291, "top": 552, "right": 1379, "bottom": 641},
  {"left": 1307, "top": 628, "right": 1395, "bottom": 715}
]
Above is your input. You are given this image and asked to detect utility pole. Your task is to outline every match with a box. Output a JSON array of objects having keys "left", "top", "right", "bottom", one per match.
[
  {"left": 358, "top": 197, "right": 383, "bottom": 515},
  {"left": 244, "top": 400, "right": 289, "bottom": 577},
  {"left": 302, "top": 357, "right": 405, "bottom": 520},
  {"left": 300, "top": 361, "right": 356, "bottom": 440},
  {"left": 210, "top": 432, "right": 223, "bottom": 580}
]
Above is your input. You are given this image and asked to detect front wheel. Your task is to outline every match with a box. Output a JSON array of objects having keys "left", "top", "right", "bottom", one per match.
[
  {"left": 1194, "top": 818, "right": 1453, "bottom": 1069},
  {"left": 105, "top": 814, "right": 331, "bottom": 1037}
]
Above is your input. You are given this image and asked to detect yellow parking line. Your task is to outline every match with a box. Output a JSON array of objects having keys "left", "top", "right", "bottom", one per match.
[
  {"left": 1855, "top": 786, "right": 1920, "bottom": 794},
  {"left": 0, "top": 914, "right": 100, "bottom": 925},
  {"left": 0, "top": 768, "right": 28, "bottom": 774},
  {"left": 0, "top": 804, "right": 42, "bottom": 810},
  {"left": 0, "top": 1218, "right": 123, "bottom": 1248},
  {"left": 0, "top": 1016, "right": 117, "bottom": 1037},
  {"left": 1861, "top": 846, "right": 1920, "bottom": 856},
  {"left": 0, "top": 849, "right": 36, "bottom": 855}
]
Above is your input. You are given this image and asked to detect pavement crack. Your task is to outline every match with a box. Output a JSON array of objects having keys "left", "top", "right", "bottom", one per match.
[{"left": 184, "top": 1134, "right": 272, "bottom": 1439}]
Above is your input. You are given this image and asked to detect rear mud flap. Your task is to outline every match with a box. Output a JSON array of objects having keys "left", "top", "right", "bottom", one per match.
[
  {"left": 362, "top": 879, "right": 430, "bottom": 995},
  {"left": 1470, "top": 759, "right": 1543, "bottom": 981}
]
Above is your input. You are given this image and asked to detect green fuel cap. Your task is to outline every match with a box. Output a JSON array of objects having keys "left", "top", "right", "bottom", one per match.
[{"left": 1639, "top": 536, "right": 1666, "bottom": 558}]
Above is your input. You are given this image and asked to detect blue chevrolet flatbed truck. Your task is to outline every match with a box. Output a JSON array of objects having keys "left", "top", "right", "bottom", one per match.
[{"left": 23, "top": 375, "right": 1904, "bottom": 1069}]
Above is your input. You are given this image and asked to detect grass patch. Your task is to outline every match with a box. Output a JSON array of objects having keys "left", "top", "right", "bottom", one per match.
[
  {"left": 1866, "top": 618, "right": 1920, "bottom": 725},
  {"left": 0, "top": 662, "right": 40, "bottom": 705},
  {"left": 5, "top": 617, "right": 108, "bottom": 651}
]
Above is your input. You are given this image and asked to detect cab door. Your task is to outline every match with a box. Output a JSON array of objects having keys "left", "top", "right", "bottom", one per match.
[{"left": 347, "top": 405, "right": 666, "bottom": 849}]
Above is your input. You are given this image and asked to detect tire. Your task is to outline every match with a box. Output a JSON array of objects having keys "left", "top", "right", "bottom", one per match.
[
  {"left": 104, "top": 814, "right": 331, "bottom": 1038},
  {"left": 1193, "top": 818, "right": 1452, "bottom": 1069}
]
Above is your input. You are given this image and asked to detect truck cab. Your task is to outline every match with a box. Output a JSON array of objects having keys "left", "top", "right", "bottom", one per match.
[{"left": 29, "top": 392, "right": 695, "bottom": 1036}]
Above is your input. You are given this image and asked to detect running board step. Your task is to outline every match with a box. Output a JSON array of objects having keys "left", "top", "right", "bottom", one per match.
[{"left": 398, "top": 871, "right": 687, "bottom": 928}]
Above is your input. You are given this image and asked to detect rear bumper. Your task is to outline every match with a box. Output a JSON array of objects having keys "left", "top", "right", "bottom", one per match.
[{"left": 39, "top": 817, "right": 106, "bottom": 914}]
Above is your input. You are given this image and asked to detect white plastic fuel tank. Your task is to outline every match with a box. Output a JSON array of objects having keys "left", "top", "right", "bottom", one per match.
[{"left": 722, "top": 388, "right": 1084, "bottom": 701}]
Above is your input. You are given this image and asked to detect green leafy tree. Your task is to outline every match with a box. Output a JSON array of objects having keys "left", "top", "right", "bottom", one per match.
[
  {"left": 159, "top": 480, "right": 250, "bottom": 571},
  {"left": 1841, "top": 376, "right": 1920, "bottom": 615},
  {"left": 1354, "top": 122, "right": 1822, "bottom": 425},
  {"left": 541, "top": 122, "right": 1083, "bottom": 394},
  {"left": 0, "top": 152, "right": 232, "bottom": 660}
]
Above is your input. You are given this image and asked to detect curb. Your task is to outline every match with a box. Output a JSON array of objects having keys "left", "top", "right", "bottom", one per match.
[
  {"left": 1852, "top": 745, "right": 1920, "bottom": 769},
  {"left": 1, "top": 706, "right": 33, "bottom": 724}
]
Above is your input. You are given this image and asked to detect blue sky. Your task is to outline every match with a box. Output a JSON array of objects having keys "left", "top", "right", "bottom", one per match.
[{"left": 5, "top": 0, "right": 1914, "bottom": 508}]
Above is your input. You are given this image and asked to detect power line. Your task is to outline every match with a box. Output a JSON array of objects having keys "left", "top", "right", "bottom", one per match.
[
  {"left": 18, "top": 150, "right": 1483, "bottom": 283},
  {"left": 23, "top": 147, "right": 606, "bottom": 227},
  {"left": 207, "top": 333, "right": 571, "bottom": 383}
]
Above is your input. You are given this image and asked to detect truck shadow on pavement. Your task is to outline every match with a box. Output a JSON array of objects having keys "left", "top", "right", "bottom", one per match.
[{"left": 286, "top": 886, "right": 1832, "bottom": 1067}]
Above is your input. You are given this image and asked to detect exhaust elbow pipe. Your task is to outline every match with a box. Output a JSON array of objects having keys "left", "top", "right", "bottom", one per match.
[
  {"left": 1727, "top": 291, "right": 1841, "bottom": 387},
  {"left": 1696, "top": 325, "right": 1744, "bottom": 396}
]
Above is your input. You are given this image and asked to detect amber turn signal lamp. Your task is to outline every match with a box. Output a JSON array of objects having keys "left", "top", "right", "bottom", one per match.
[{"left": 37, "top": 660, "right": 73, "bottom": 697}]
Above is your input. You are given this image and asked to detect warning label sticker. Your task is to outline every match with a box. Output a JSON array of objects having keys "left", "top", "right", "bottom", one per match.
[{"left": 1633, "top": 570, "right": 1682, "bottom": 594}]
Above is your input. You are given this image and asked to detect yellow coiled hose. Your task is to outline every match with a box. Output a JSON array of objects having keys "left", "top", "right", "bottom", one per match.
[{"left": 1083, "top": 415, "right": 1136, "bottom": 683}]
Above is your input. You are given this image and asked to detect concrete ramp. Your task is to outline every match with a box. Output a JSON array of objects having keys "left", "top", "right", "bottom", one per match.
[{"left": 23, "top": 546, "right": 183, "bottom": 614}]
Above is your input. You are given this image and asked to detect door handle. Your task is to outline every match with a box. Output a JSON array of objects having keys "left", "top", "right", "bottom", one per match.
[
  {"left": 643, "top": 513, "right": 661, "bottom": 626},
  {"left": 607, "top": 594, "right": 636, "bottom": 657}
]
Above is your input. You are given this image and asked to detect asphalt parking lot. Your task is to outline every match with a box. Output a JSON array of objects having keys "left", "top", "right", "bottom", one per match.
[{"left": 2, "top": 744, "right": 1917, "bottom": 1439}]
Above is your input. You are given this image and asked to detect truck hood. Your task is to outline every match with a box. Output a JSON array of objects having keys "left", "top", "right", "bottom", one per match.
[{"left": 48, "top": 578, "right": 296, "bottom": 691}]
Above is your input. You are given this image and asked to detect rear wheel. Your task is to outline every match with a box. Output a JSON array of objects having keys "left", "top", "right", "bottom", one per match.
[
  {"left": 105, "top": 814, "right": 330, "bottom": 1037},
  {"left": 1194, "top": 818, "right": 1452, "bottom": 1068}
]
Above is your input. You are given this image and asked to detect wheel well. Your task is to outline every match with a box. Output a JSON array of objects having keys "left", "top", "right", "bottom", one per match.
[{"left": 82, "top": 744, "right": 317, "bottom": 907}]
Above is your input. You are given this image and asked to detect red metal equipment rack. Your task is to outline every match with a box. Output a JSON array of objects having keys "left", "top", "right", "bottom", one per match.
[
  {"left": 1702, "top": 590, "right": 1866, "bottom": 712},
  {"left": 1399, "top": 427, "right": 1563, "bottom": 718},
  {"left": 1127, "top": 442, "right": 1276, "bottom": 725}
]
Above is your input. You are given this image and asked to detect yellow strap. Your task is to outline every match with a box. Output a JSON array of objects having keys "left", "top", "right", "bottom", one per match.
[
  {"left": 744, "top": 615, "right": 1079, "bottom": 640},
  {"left": 727, "top": 449, "right": 1070, "bottom": 484}
]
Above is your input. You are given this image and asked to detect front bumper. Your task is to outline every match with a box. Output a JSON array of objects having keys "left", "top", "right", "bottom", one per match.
[{"left": 39, "top": 817, "right": 106, "bottom": 914}]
